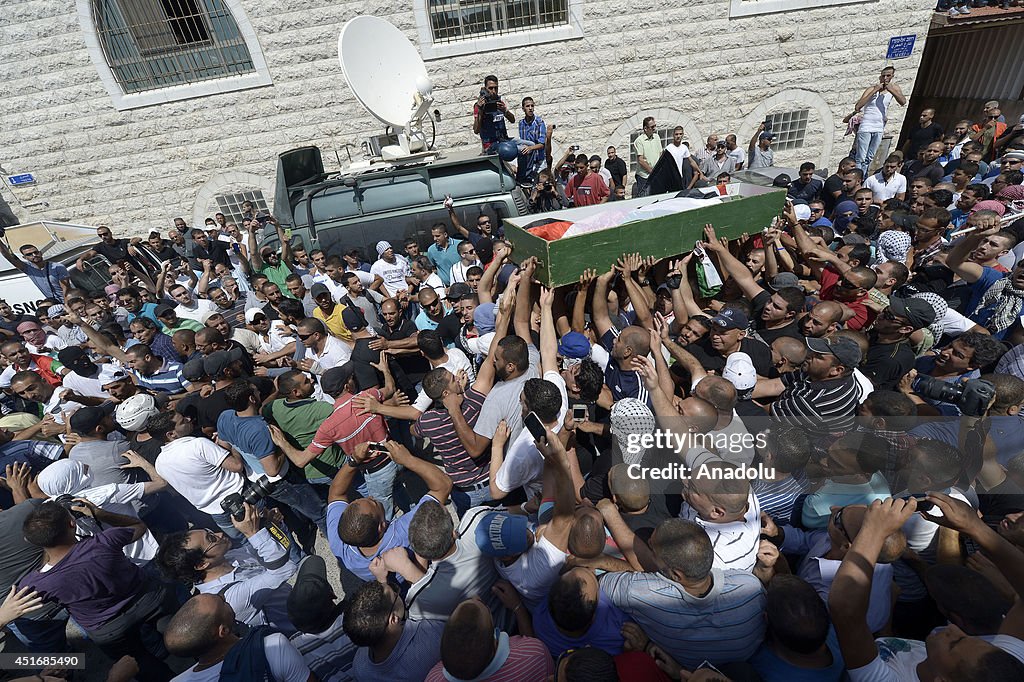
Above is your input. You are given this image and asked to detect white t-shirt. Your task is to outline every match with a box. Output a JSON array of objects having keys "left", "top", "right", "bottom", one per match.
[
  {"left": 305, "top": 336, "right": 352, "bottom": 374},
  {"left": 259, "top": 320, "right": 296, "bottom": 354},
  {"left": 449, "top": 260, "right": 482, "bottom": 285},
  {"left": 494, "top": 371, "right": 568, "bottom": 499},
  {"left": 679, "top": 492, "right": 761, "bottom": 572},
  {"left": 864, "top": 172, "right": 907, "bottom": 202},
  {"left": 175, "top": 298, "right": 218, "bottom": 324},
  {"left": 27, "top": 334, "right": 67, "bottom": 355},
  {"left": 664, "top": 143, "right": 691, "bottom": 177},
  {"left": 727, "top": 147, "right": 746, "bottom": 170},
  {"left": 420, "top": 273, "right": 446, "bottom": 298},
  {"left": 71, "top": 483, "right": 159, "bottom": 565},
  {"left": 370, "top": 256, "right": 411, "bottom": 297},
  {"left": 849, "top": 638, "right": 926, "bottom": 682},
  {"left": 172, "top": 632, "right": 311, "bottom": 682},
  {"left": 412, "top": 349, "right": 477, "bottom": 412},
  {"left": 858, "top": 91, "right": 894, "bottom": 134},
  {"left": 155, "top": 436, "right": 246, "bottom": 515},
  {"left": 497, "top": 533, "right": 568, "bottom": 611}
]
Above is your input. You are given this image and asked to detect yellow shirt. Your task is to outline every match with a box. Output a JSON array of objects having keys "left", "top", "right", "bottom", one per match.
[
  {"left": 313, "top": 304, "right": 353, "bottom": 341},
  {"left": 633, "top": 134, "right": 662, "bottom": 179}
]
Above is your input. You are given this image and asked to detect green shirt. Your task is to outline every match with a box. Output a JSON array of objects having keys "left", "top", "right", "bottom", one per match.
[
  {"left": 168, "top": 319, "right": 205, "bottom": 333},
  {"left": 632, "top": 134, "right": 662, "bottom": 179},
  {"left": 261, "top": 261, "right": 294, "bottom": 295},
  {"left": 262, "top": 397, "right": 343, "bottom": 481}
]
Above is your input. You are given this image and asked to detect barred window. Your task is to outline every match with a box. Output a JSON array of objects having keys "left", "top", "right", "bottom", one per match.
[
  {"left": 766, "top": 109, "right": 810, "bottom": 152},
  {"left": 92, "top": 0, "right": 256, "bottom": 94},
  {"left": 427, "top": 0, "right": 570, "bottom": 44},
  {"left": 215, "top": 189, "right": 269, "bottom": 227}
]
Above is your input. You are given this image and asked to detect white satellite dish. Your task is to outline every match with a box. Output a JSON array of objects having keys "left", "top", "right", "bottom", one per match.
[{"left": 339, "top": 16, "right": 434, "bottom": 160}]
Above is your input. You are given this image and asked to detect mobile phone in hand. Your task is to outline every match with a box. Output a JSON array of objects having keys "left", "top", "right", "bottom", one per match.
[
  {"left": 572, "top": 404, "right": 587, "bottom": 422},
  {"left": 524, "top": 412, "right": 547, "bottom": 442}
]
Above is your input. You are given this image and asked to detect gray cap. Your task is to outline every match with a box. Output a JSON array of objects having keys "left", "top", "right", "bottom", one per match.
[
  {"left": 806, "top": 336, "right": 861, "bottom": 369},
  {"left": 769, "top": 272, "right": 800, "bottom": 290}
]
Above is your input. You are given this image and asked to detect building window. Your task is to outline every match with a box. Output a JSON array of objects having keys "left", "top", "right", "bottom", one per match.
[
  {"left": 765, "top": 109, "right": 810, "bottom": 152},
  {"left": 427, "top": 0, "right": 570, "bottom": 43},
  {"left": 628, "top": 128, "right": 677, "bottom": 175},
  {"left": 92, "top": 0, "right": 256, "bottom": 94},
  {"left": 215, "top": 189, "right": 269, "bottom": 226}
]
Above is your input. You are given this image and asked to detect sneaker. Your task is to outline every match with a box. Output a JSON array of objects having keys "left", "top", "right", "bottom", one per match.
[
  {"left": 961, "top": 4, "right": 971, "bottom": 10},
  {"left": 948, "top": 7, "right": 959, "bottom": 14}
]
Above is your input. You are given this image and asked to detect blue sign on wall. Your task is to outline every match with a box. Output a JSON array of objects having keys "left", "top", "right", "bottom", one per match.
[
  {"left": 886, "top": 35, "right": 916, "bottom": 60},
  {"left": 7, "top": 173, "right": 35, "bottom": 186}
]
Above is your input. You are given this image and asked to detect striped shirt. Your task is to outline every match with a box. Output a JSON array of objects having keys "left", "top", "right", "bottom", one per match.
[
  {"left": 309, "top": 388, "right": 388, "bottom": 457},
  {"left": 679, "top": 493, "right": 761, "bottom": 572},
  {"left": 600, "top": 567, "right": 766, "bottom": 669},
  {"left": 425, "top": 636, "right": 554, "bottom": 682},
  {"left": 770, "top": 370, "right": 862, "bottom": 435},
  {"left": 288, "top": 615, "right": 357, "bottom": 682},
  {"left": 131, "top": 357, "right": 190, "bottom": 394},
  {"left": 600, "top": 329, "right": 649, "bottom": 404},
  {"left": 414, "top": 388, "right": 488, "bottom": 487},
  {"left": 751, "top": 473, "right": 808, "bottom": 525}
]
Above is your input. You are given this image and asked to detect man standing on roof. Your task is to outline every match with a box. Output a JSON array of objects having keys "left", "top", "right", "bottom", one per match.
[{"left": 0, "top": 239, "right": 70, "bottom": 303}]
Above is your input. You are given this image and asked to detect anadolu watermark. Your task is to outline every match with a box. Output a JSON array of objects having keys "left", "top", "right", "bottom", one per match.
[{"left": 626, "top": 461, "right": 776, "bottom": 481}]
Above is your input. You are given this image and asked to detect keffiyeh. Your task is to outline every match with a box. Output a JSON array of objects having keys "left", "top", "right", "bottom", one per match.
[
  {"left": 877, "top": 230, "right": 912, "bottom": 264},
  {"left": 971, "top": 277, "right": 1024, "bottom": 335},
  {"left": 610, "top": 398, "right": 657, "bottom": 466}
]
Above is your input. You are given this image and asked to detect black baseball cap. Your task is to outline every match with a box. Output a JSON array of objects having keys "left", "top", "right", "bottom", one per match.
[
  {"left": 320, "top": 362, "right": 355, "bottom": 397},
  {"left": 447, "top": 282, "right": 473, "bottom": 301},
  {"left": 806, "top": 336, "right": 861, "bottom": 369},
  {"left": 287, "top": 556, "right": 339, "bottom": 633},
  {"left": 69, "top": 402, "right": 116, "bottom": 433},
  {"left": 342, "top": 306, "right": 367, "bottom": 332},
  {"left": 202, "top": 347, "right": 244, "bottom": 378}
]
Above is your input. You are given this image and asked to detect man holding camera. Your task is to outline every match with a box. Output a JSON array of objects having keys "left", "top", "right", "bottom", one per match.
[
  {"left": 473, "top": 75, "right": 515, "bottom": 152},
  {"left": 529, "top": 168, "right": 569, "bottom": 213}
]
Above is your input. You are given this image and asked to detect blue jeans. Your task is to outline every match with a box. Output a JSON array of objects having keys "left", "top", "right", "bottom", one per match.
[
  {"left": 451, "top": 483, "right": 493, "bottom": 515},
  {"left": 270, "top": 477, "right": 328, "bottom": 537},
  {"left": 355, "top": 460, "right": 398, "bottom": 520},
  {"left": 855, "top": 130, "right": 884, "bottom": 175}
]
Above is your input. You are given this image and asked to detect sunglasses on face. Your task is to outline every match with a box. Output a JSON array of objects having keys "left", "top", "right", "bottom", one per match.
[
  {"left": 832, "top": 508, "right": 852, "bottom": 542},
  {"left": 297, "top": 332, "right": 316, "bottom": 341}
]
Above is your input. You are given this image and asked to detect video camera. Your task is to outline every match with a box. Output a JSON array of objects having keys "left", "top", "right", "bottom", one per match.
[{"left": 912, "top": 376, "right": 996, "bottom": 418}]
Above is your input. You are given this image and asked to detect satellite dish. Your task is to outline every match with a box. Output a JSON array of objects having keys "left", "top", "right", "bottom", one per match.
[{"left": 339, "top": 17, "right": 435, "bottom": 160}]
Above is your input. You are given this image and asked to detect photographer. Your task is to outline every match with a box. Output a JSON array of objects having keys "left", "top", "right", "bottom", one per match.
[
  {"left": 156, "top": 502, "right": 299, "bottom": 635},
  {"left": 473, "top": 75, "right": 515, "bottom": 152},
  {"left": 529, "top": 168, "right": 569, "bottom": 213},
  {"left": 902, "top": 331, "right": 1007, "bottom": 415}
]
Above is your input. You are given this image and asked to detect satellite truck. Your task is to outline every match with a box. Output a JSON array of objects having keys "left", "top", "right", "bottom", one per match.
[{"left": 269, "top": 16, "right": 785, "bottom": 286}]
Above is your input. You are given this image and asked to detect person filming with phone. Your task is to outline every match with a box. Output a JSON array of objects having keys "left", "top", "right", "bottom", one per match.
[{"left": 748, "top": 121, "right": 775, "bottom": 169}]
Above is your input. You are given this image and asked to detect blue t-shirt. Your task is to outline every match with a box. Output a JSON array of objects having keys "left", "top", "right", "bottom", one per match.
[
  {"left": 749, "top": 628, "right": 845, "bottom": 682},
  {"left": 326, "top": 493, "right": 436, "bottom": 581},
  {"left": 426, "top": 239, "right": 462, "bottom": 287},
  {"left": 126, "top": 302, "right": 163, "bottom": 328},
  {"left": 532, "top": 588, "right": 630, "bottom": 658},
  {"left": 24, "top": 261, "right": 69, "bottom": 302},
  {"left": 965, "top": 266, "right": 1007, "bottom": 325},
  {"left": 599, "top": 329, "right": 648, "bottom": 404},
  {"left": 414, "top": 309, "right": 441, "bottom": 332},
  {"left": 216, "top": 411, "right": 275, "bottom": 478}
]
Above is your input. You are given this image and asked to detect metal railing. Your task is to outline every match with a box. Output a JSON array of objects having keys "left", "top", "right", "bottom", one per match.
[{"left": 427, "top": 0, "right": 569, "bottom": 43}]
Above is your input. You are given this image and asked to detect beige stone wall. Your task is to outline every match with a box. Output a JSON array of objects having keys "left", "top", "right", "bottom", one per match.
[{"left": 0, "top": 0, "right": 934, "bottom": 236}]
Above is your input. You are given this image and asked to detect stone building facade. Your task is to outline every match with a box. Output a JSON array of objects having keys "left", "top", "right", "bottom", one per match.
[{"left": 1, "top": 0, "right": 935, "bottom": 235}]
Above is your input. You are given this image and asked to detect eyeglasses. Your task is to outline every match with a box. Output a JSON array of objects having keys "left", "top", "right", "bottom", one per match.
[
  {"left": 810, "top": 207, "right": 824, "bottom": 213},
  {"left": 251, "top": 316, "right": 267, "bottom": 324},
  {"left": 22, "top": 250, "right": 41, "bottom": 257},
  {"left": 98, "top": 232, "right": 111, "bottom": 238},
  {"left": 297, "top": 332, "right": 316, "bottom": 341},
  {"left": 832, "top": 508, "right": 852, "bottom": 543},
  {"left": 462, "top": 248, "right": 476, "bottom": 255},
  {"left": 478, "top": 220, "right": 491, "bottom": 226},
  {"left": 200, "top": 529, "right": 222, "bottom": 557}
]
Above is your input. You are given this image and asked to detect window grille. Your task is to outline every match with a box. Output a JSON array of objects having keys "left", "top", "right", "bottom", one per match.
[
  {"left": 92, "top": 0, "right": 256, "bottom": 93},
  {"left": 765, "top": 109, "right": 810, "bottom": 152},
  {"left": 427, "top": 0, "right": 570, "bottom": 43},
  {"left": 215, "top": 189, "right": 269, "bottom": 227}
]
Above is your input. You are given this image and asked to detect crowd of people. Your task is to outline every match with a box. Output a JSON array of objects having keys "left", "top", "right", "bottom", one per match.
[{"left": 0, "top": 72, "right": 1023, "bottom": 682}]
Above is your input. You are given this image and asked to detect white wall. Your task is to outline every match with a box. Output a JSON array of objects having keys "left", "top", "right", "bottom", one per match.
[{"left": 0, "top": 0, "right": 935, "bottom": 235}]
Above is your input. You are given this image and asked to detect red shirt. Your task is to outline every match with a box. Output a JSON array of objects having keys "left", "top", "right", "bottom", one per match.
[
  {"left": 309, "top": 388, "right": 388, "bottom": 456},
  {"left": 425, "top": 636, "right": 554, "bottom": 682},
  {"left": 566, "top": 172, "right": 609, "bottom": 207},
  {"left": 818, "top": 266, "right": 876, "bottom": 331}
]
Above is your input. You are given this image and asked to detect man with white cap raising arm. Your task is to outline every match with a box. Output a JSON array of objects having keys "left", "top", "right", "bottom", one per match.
[{"left": 370, "top": 241, "right": 416, "bottom": 298}]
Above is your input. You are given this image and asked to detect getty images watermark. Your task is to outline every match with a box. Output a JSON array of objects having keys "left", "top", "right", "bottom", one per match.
[{"left": 624, "top": 430, "right": 774, "bottom": 481}]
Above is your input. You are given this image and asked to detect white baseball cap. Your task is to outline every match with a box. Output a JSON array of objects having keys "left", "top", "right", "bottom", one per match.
[{"left": 723, "top": 352, "right": 757, "bottom": 391}]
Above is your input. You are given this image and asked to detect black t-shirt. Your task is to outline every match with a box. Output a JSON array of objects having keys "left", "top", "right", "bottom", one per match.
[
  {"left": 261, "top": 302, "right": 281, "bottom": 322},
  {"left": 435, "top": 311, "right": 463, "bottom": 346},
  {"left": 757, "top": 320, "right": 803, "bottom": 346},
  {"left": 0, "top": 313, "right": 26, "bottom": 334},
  {"left": 605, "top": 157, "right": 628, "bottom": 187},
  {"left": 177, "top": 376, "right": 274, "bottom": 431},
  {"left": 862, "top": 337, "right": 915, "bottom": 392},
  {"left": 381, "top": 318, "right": 417, "bottom": 341},
  {"left": 194, "top": 240, "right": 231, "bottom": 269},
  {"left": 903, "top": 160, "right": 944, "bottom": 186},
  {"left": 685, "top": 336, "right": 773, "bottom": 376},
  {"left": 906, "top": 122, "right": 944, "bottom": 160},
  {"left": 822, "top": 174, "right": 845, "bottom": 213},
  {"left": 621, "top": 495, "right": 672, "bottom": 543},
  {"left": 94, "top": 239, "right": 132, "bottom": 263}
]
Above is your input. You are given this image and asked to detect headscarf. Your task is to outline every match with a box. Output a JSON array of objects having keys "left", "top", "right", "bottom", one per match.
[
  {"left": 972, "top": 200, "right": 1006, "bottom": 217},
  {"left": 610, "top": 398, "right": 657, "bottom": 466},
  {"left": 996, "top": 184, "right": 1024, "bottom": 203},
  {"left": 36, "top": 460, "right": 92, "bottom": 497},
  {"left": 972, "top": 277, "right": 1024, "bottom": 336},
  {"left": 912, "top": 291, "right": 948, "bottom": 343},
  {"left": 877, "top": 230, "right": 912, "bottom": 264},
  {"left": 832, "top": 200, "right": 858, "bottom": 235}
]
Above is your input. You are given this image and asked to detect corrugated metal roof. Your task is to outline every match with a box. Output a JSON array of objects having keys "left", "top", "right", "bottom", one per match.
[{"left": 914, "top": 21, "right": 1024, "bottom": 102}]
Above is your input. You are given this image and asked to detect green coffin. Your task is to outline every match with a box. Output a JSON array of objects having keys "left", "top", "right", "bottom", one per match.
[{"left": 503, "top": 184, "right": 787, "bottom": 288}]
